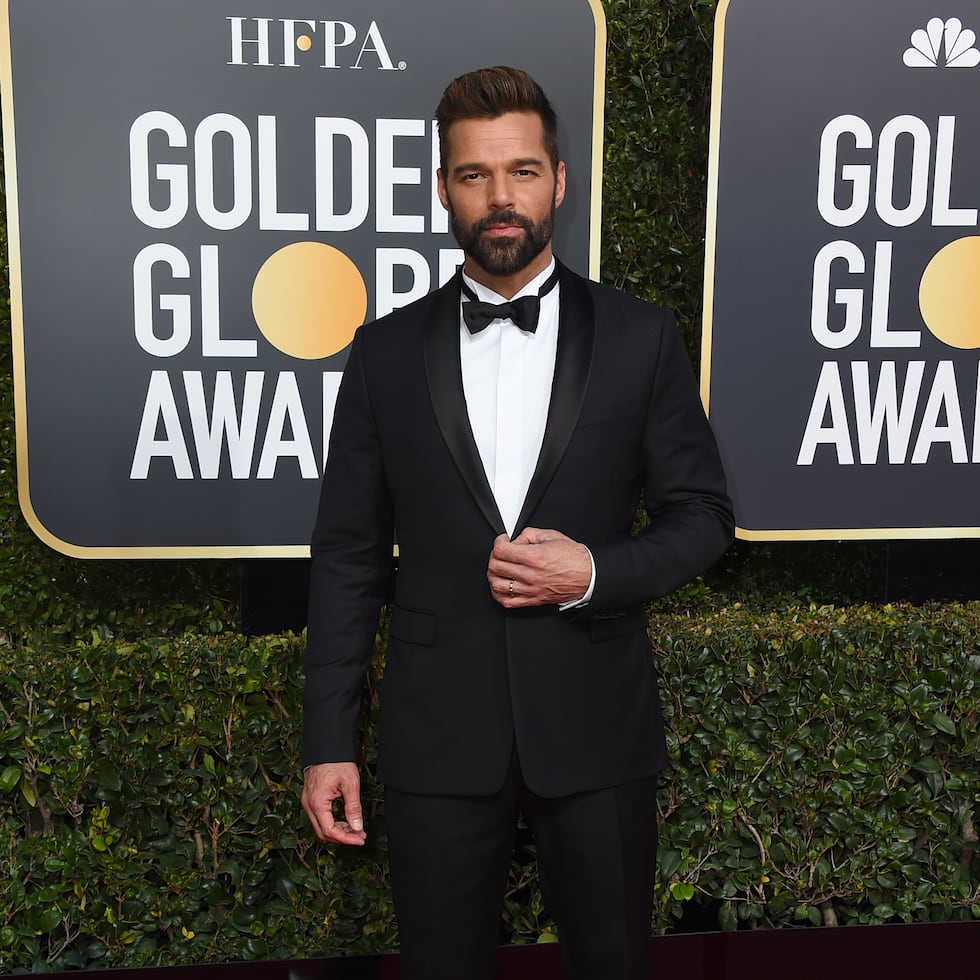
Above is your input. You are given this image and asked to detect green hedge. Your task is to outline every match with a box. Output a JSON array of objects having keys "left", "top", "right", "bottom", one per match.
[
  {"left": 1, "top": 603, "right": 976, "bottom": 970},
  {"left": 656, "top": 602, "right": 978, "bottom": 930}
]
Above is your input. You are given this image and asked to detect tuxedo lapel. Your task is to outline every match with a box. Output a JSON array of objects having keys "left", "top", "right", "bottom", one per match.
[
  {"left": 424, "top": 273, "right": 506, "bottom": 534},
  {"left": 514, "top": 265, "right": 595, "bottom": 534}
]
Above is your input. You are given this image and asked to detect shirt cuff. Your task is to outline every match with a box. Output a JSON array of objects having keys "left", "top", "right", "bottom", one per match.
[{"left": 558, "top": 546, "right": 596, "bottom": 610}]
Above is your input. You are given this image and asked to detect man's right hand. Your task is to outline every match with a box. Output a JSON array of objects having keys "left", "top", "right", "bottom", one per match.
[{"left": 301, "top": 762, "right": 367, "bottom": 846}]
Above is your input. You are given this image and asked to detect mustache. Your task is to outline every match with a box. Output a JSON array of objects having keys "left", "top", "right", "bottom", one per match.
[{"left": 473, "top": 210, "right": 533, "bottom": 234}]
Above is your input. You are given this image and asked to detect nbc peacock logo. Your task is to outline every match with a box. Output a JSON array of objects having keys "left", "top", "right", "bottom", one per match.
[{"left": 903, "top": 17, "right": 980, "bottom": 67}]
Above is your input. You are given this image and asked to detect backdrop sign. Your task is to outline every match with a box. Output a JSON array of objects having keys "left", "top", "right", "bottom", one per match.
[
  {"left": 1, "top": 0, "right": 605, "bottom": 556},
  {"left": 703, "top": 0, "right": 980, "bottom": 539}
]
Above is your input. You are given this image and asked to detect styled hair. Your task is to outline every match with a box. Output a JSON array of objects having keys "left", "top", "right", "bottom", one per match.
[{"left": 435, "top": 66, "right": 559, "bottom": 171}]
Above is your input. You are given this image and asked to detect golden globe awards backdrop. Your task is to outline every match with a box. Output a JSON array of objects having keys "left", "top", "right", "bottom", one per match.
[
  {"left": 703, "top": 0, "right": 980, "bottom": 540},
  {"left": 1, "top": 0, "right": 605, "bottom": 556}
]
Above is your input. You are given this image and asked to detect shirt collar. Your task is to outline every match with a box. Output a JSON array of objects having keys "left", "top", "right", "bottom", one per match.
[{"left": 460, "top": 257, "right": 558, "bottom": 304}]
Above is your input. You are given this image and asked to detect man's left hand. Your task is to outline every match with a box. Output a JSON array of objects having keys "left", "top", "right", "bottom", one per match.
[{"left": 487, "top": 527, "right": 591, "bottom": 608}]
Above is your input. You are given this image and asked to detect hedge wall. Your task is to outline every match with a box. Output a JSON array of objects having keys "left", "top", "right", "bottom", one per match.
[
  {"left": 1, "top": 604, "right": 977, "bottom": 971},
  {"left": 1, "top": 0, "right": 977, "bottom": 973}
]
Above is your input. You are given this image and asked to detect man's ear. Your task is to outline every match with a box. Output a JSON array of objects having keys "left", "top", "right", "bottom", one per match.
[
  {"left": 436, "top": 169, "right": 450, "bottom": 212},
  {"left": 554, "top": 161, "right": 566, "bottom": 208}
]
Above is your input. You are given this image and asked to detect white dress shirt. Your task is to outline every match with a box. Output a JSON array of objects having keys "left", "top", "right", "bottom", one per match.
[{"left": 458, "top": 259, "right": 594, "bottom": 606}]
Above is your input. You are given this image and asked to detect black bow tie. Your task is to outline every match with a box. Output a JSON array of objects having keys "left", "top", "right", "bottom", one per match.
[{"left": 461, "top": 266, "right": 560, "bottom": 334}]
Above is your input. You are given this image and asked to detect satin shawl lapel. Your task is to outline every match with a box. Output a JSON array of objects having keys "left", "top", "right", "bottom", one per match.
[
  {"left": 424, "top": 273, "right": 505, "bottom": 534},
  {"left": 514, "top": 265, "right": 596, "bottom": 535}
]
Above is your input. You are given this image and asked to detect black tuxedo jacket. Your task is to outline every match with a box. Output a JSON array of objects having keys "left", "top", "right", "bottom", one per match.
[{"left": 303, "top": 263, "right": 733, "bottom": 798}]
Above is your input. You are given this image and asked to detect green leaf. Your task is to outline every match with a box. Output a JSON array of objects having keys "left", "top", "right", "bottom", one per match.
[
  {"left": 96, "top": 759, "right": 122, "bottom": 793},
  {"left": 658, "top": 849, "right": 682, "bottom": 879},
  {"left": 0, "top": 764, "right": 20, "bottom": 793},
  {"left": 718, "top": 903, "right": 738, "bottom": 931},
  {"left": 36, "top": 910, "right": 63, "bottom": 933},
  {"left": 670, "top": 882, "right": 695, "bottom": 901},
  {"left": 20, "top": 780, "right": 37, "bottom": 808}
]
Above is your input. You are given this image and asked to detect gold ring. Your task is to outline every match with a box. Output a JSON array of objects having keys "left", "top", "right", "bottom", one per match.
[{"left": 508, "top": 579, "right": 514, "bottom": 595}]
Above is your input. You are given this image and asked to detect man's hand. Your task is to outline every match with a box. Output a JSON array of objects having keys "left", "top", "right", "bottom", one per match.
[
  {"left": 487, "top": 527, "right": 591, "bottom": 608},
  {"left": 302, "top": 762, "right": 367, "bottom": 846}
]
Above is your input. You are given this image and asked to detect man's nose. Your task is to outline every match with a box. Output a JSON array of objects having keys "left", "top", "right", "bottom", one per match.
[{"left": 487, "top": 176, "right": 515, "bottom": 211}]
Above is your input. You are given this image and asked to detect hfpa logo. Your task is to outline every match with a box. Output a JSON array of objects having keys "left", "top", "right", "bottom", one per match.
[{"left": 227, "top": 17, "right": 406, "bottom": 70}]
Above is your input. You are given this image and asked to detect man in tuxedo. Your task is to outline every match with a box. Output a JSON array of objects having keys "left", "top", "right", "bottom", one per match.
[{"left": 302, "top": 66, "right": 733, "bottom": 979}]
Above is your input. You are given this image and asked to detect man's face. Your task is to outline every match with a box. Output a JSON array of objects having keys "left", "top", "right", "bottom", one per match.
[{"left": 437, "top": 111, "right": 566, "bottom": 285}]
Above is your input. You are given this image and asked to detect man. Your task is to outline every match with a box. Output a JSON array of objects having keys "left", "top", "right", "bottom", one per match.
[{"left": 302, "top": 66, "right": 733, "bottom": 979}]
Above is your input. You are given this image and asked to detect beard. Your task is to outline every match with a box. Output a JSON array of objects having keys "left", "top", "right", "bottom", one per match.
[{"left": 450, "top": 205, "right": 554, "bottom": 277}]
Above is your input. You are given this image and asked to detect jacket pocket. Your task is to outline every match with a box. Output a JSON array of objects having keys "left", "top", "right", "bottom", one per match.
[
  {"left": 390, "top": 605, "right": 435, "bottom": 646},
  {"left": 588, "top": 607, "right": 647, "bottom": 642},
  {"left": 575, "top": 406, "right": 640, "bottom": 429}
]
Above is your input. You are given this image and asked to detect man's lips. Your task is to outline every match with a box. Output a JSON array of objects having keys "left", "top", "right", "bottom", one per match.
[{"left": 483, "top": 223, "right": 524, "bottom": 237}]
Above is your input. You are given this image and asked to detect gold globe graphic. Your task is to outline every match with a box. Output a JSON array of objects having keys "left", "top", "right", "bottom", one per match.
[
  {"left": 252, "top": 242, "right": 367, "bottom": 360},
  {"left": 919, "top": 236, "right": 980, "bottom": 349}
]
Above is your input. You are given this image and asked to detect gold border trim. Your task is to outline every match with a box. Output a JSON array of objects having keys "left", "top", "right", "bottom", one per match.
[
  {"left": 700, "top": 0, "right": 729, "bottom": 412},
  {"left": 0, "top": 0, "right": 41, "bottom": 554},
  {"left": 738, "top": 525, "right": 980, "bottom": 542},
  {"left": 588, "top": 0, "right": 606, "bottom": 281}
]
